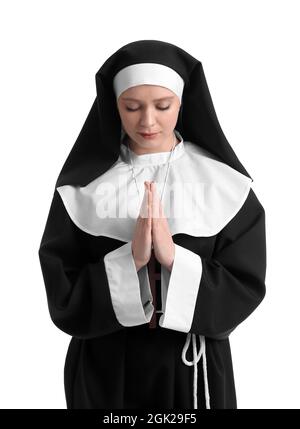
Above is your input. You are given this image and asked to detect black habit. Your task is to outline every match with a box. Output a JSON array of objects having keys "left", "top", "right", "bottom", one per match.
[{"left": 38, "top": 40, "right": 267, "bottom": 409}]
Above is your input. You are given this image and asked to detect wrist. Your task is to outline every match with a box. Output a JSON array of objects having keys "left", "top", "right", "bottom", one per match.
[
  {"left": 165, "top": 261, "right": 174, "bottom": 272},
  {"left": 134, "top": 259, "right": 144, "bottom": 272}
]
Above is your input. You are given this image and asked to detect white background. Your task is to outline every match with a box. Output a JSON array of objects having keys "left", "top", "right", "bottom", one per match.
[{"left": 1, "top": 0, "right": 299, "bottom": 409}]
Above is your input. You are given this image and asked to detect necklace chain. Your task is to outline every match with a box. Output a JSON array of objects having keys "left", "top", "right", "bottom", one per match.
[
  {"left": 127, "top": 132, "right": 177, "bottom": 207},
  {"left": 127, "top": 132, "right": 177, "bottom": 251}
]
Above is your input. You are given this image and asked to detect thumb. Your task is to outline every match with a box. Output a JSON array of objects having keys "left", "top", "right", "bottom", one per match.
[{"left": 139, "top": 182, "right": 149, "bottom": 218}]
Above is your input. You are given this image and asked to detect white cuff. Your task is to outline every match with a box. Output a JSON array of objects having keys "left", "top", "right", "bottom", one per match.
[
  {"left": 104, "top": 241, "right": 154, "bottom": 326},
  {"left": 159, "top": 243, "right": 202, "bottom": 332}
]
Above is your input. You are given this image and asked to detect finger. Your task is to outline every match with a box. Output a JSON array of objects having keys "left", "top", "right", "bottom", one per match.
[
  {"left": 159, "top": 197, "right": 163, "bottom": 218},
  {"left": 148, "top": 182, "right": 152, "bottom": 224},
  {"left": 152, "top": 183, "right": 163, "bottom": 218},
  {"left": 150, "top": 182, "right": 154, "bottom": 218},
  {"left": 156, "top": 183, "right": 163, "bottom": 219},
  {"left": 139, "top": 182, "right": 148, "bottom": 218},
  {"left": 151, "top": 182, "right": 160, "bottom": 219}
]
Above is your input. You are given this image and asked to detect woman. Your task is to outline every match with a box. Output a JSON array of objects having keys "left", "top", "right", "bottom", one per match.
[{"left": 38, "top": 40, "right": 267, "bottom": 409}]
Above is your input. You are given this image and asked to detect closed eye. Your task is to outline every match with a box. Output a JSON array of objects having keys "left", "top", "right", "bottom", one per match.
[{"left": 125, "top": 106, "right": 170, "bottom": 112}]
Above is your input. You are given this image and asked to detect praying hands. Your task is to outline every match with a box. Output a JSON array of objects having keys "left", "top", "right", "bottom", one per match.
[{"left": 131, "top": 181, "right": 175, "bottom": 272}]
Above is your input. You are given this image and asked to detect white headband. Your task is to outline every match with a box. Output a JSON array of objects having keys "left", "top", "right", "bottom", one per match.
[{"left": 113, "top": 63, "right": 185, "bottom": 103}]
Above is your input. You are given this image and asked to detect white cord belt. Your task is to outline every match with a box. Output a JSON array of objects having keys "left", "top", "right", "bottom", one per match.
[{"left": 181, "top": 333, "right": 210, "bottom": 409}]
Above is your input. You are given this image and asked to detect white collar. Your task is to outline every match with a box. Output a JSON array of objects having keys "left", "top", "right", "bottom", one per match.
[
  {"left": 56, "top": 136, "right": 252, "bottom": 241},
  {"left": 119, "top": 129, "right": 185, "bottom": 167}
]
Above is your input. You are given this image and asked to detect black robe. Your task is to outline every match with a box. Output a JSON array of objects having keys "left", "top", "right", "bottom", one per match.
[
  {"left": 38, "top": 183, "right": 266, "bottom": 409},
  {"left": 38, "top": 40, "right": 267, "bottom": 410}
]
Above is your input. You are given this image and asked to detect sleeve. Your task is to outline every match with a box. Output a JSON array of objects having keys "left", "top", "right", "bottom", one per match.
[
  {"left": 159, "top": 187, "right": 267, "bottom": 340},
  {"left": 38, "top": 189, "right": 154, "bottom": 340}
]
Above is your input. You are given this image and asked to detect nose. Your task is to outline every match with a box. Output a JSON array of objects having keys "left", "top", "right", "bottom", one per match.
[{"left": 139, "top": 107, "right": 157, "bottom": 129}]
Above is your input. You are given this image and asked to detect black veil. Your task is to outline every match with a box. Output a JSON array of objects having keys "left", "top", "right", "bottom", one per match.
[{"left": 55, "top": 40, "right": 252, "bottom": 188}]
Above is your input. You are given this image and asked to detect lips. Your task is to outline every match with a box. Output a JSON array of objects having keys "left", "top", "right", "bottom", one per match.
[{"left": 139, "top": 132, "right": 159, "bottom": 136}]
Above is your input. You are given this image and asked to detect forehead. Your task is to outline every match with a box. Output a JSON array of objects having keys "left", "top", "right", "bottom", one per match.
[{"left": 120, "top": 85, "right": 175, "bottom": 101}]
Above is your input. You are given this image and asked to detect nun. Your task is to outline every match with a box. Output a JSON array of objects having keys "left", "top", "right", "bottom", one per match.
[{"left": 38, "top": 40, "right": 267, "bottom": 409}]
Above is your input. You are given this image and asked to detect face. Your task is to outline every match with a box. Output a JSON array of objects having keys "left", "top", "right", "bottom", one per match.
[{"left": 116, "top": 85, "right": 181, "bottom": 154}]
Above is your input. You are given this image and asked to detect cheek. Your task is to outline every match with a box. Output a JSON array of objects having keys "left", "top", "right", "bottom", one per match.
[
  {"left": 120, "top": 112, "right": 136, "bottom": 127},
  {"left": 163, "top": 109, "right": 179, "bottom": 126}
]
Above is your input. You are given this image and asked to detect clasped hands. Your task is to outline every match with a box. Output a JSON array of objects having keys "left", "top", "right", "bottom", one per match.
[{"left": 131, "top": 181, "right": 175, "bottom": 272}]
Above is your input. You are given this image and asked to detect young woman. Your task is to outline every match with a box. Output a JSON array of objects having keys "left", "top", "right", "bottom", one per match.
[{"left": 38, "top": 40, "right": 267, "bottom": 409}]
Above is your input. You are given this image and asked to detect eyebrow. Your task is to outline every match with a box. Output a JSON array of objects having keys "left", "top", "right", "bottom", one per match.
[{"left": 122, "top": 96, "right": 175, "bottom": 102}]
